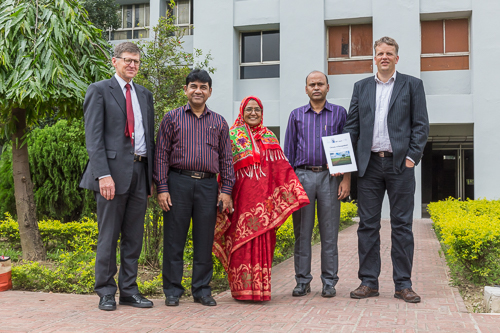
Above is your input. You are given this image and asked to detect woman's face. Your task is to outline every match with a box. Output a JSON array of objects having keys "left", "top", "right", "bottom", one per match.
[{"left": 243, "top": 99, "right": 262, "bottom": 128}]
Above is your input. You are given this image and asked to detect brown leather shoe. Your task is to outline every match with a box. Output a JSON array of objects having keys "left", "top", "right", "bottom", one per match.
[
  {"left": 350, "top": 285, "right": 379, "bottom": 299},
  {"left": 394, "top": 288, "right": 421, "bottom": 303}
]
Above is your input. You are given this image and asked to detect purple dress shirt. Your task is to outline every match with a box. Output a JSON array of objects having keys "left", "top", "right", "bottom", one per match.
[{"left": 284, "top": 100, "right": 347, "bottom": 168}]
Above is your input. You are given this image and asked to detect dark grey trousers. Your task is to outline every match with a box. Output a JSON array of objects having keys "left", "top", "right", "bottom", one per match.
[
  {"left": 357, "top": 155, "right": 415, "bottom": 291},
  {"left": 292, "top": 169, "right": 340, "bottom": 286},
  {"left": 162, "top": 171, "right": 218, "bottom": 298},
  {"left": 94, "top": 161, "right": 147, "bottom": 297}
]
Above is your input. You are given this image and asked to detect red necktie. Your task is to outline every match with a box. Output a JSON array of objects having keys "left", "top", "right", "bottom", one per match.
[{"left": 124, "top": 83, "right": 134, "bottom": 145}]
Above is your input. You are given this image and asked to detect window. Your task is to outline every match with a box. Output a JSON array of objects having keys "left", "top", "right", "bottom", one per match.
[
  {"left": 421, "top": 19, "right": 469, "bottom": 71},
  {"left": 111, "top": 4, "right": 150, "bottom": 40},
  {"left": 171, "top": 0, "right": 193, "bottom": 36},
  {"left": 240, "top": 31, "right": 280, "bottom": 79},
  {"left": 328, "top": 24, "right": 373, "bottom": 75}
]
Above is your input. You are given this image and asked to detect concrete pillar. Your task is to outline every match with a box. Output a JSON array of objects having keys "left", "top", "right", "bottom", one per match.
[
  {"left": 279, "top": 0, "right": 326, "bottom": 135},
  {"left": 372, "top": 0, "right": 423, "bottom": 218},
  {"left": 192, "top": 0, "right": 235, "bottom": 122},
  {"left": 471, "top": 1, "right": 500, "bottom": 199}
]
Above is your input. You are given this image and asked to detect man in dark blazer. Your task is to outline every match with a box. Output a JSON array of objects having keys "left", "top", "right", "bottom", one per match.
[
  {"left": 80, "top": 42, "right": 155, "bottom": 311},
  {"left": 343, "top": 37, "right": 429, "bottom": 303}
]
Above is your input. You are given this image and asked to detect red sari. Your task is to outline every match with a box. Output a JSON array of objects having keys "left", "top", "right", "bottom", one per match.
[{"left": 213, "top": 96, "right": 309, "bottom": 301}]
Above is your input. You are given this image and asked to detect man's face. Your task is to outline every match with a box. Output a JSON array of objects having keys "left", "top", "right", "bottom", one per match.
[
  {"left": 374, "top": 43, "right": 399, "bottom": 75},
  {"left": 112, "top": 52, "right": 140, "bottom": 82},
  {"left": 305, "top": 72, "right": 329, "bottom": 102},
  {"left": 184, "top": 80, "right": 212, "bottom": 107}
]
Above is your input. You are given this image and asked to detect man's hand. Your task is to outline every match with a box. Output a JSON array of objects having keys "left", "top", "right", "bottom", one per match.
[
  {"left": 406, "top": 159, "right": 415, "bottom": 168},
  {"left": 158, "top": 192, "right": 172, "bottom": 212},
  {"left": 338, "top": 173, "right": 351, "bottom": 200},
  {"left": 218, "top": 193, "right": 233, "bottom": 213},
  {"left": 99, "top": 176, "right": 115, "bottom": 200}
]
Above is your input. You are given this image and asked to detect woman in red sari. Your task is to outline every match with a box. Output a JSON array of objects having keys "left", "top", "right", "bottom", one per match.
[{"left": 213, "top": 96, "right": 309, "bottom": 301}]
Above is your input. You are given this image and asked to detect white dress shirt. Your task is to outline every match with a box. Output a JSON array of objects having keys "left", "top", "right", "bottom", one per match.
[
  {"left": 114, "top": 73, "right": 147, "bottom": 156},
  {"left": 371, "top": 71, "right": 396, "bottom": 153}
]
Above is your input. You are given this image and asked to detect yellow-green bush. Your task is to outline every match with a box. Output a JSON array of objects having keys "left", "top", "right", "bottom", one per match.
[
  {"left": 428, "top": 198, "right": 500, "bottom": 284},
  {"left": 1, "top": 201, "right": 358, "bottom": 295},
  {"left": 0, "top": 213, "right": 97, "bottom": 251}
]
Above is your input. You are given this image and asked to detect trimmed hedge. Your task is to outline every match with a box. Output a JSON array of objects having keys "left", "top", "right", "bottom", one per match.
[
  {"left": 428, "top": 198, "right": 500, "bottom": 284},
  {"left": 0, "top": 201, "right": 358, "bottom": 295}
]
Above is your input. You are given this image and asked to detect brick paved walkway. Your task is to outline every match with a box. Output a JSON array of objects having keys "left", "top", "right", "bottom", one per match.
[{"left": 1, "top": 219, "right": 499, "bottom": 332}]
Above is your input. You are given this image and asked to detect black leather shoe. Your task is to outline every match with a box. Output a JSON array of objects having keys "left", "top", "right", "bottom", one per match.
[
  {"left": 321, "top": 284, "right": 337, "bottom": 297},
  {"left": 165, "top": 295, "right": 180, "bottom": 306},
  {"left": 292, "top": 282, "right": 311, "bottom": 297},
  {"left": 119, "top": 294, "right": 153, "bottom": 308},
  {"left": 99, "top": 294, "right": 116, "bottom": 311},
  {"left": 193, "top": 295, "right": 217, "bottom": 306}
]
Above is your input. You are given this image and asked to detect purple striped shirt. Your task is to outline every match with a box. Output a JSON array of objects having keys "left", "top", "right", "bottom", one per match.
[
  {"left": 284, "top": 101, "right": 347, "bottom": 167},
  {"left": 154, "top": 104, "right": 235, "bottom": 195}
]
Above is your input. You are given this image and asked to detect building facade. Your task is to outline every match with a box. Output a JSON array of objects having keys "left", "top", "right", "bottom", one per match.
[{"left": 113, "top": 0, "right": 500, "bottom": 218}]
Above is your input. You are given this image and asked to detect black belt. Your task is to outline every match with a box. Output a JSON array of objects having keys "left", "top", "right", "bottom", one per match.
[
  {"left": 170, "top": 167, "right": 215, "bottom": 179},
  {"left": 134, "top": 154, "right": 147, "bottom": 163},
  {"left": 296, "top": 165, "right": 328, "bottom": 172},
  {"left": 372, "top": 151, "right": 393, "bottom": 157}
]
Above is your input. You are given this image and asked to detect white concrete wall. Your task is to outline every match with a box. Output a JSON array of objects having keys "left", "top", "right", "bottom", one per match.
[
  {"left": 471, "top": 1, "right": 500, "bottom": 199},
  {"left": 192, "top": 0, "right": 235, "bottom": 122},
  {"left": 112, "top": 0, "right": 500, "bottom": 211}
]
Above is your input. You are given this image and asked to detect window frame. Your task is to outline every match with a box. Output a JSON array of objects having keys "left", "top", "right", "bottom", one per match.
[
  {"left": 171, "top": 0, "right": 193, "bottom": 35},
  {"left": 239, "top": 30, "right": 280, "bottom": 73},
  {"left": 239, "top": 30, "right": 280, "bottom": 79},
  {"left": 420, "top": 18, "right": 470, "bottom": 59},
  {"left": 327, "top": 24, "right": 373, "bottom": 63},
  {"left": 110, "top": 3, "right": 150, "bottom": 41}
]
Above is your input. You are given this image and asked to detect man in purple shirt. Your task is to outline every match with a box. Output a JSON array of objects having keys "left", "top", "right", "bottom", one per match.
[
  {"left": 284, "top": 71, "right": 351, "bottom": 298},
  {"left": 154, "top": 69, "right": 235, "bottom": 307}
]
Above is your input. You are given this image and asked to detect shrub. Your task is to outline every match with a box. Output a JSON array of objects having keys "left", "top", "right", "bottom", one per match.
[
  {"left": 0, "top": 120, "right": 95, "bottom": 221},
  {"left": 4, "top": 202, "right": 358, "bottom": 295},
  {"left": 428, "top": 198, "right": 500, "bottom": 284},
  {"left": 0, "top": 213, "right": 97, "bottom": 251}
]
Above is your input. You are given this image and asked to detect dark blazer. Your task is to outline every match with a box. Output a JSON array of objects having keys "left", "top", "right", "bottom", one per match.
[
  {"left": 79, "top": 76, "right": 155, "bottom": 195},
  {"left": 343, "top": 71, "right": 429, "bottom": 177}
]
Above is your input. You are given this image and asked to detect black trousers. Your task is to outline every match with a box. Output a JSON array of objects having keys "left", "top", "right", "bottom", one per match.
[
  {"left": 162, "top": 171, "right": 218, "bottom": 298},
  {"left": 94, "top": 161, "right": 147, "bottom": 297},
  {"left": 357, "top": 155, "right": 415, "bottom": 291}
]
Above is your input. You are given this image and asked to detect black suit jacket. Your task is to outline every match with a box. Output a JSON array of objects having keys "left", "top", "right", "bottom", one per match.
[
  {"left": 79, "top": 76, "right": 155, "bottom": 195},
  {"left": 343, "top": 72, "right": 429, "bottom": 177}
]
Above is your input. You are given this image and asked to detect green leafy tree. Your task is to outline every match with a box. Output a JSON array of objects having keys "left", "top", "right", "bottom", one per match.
[
  {"left": 80, "top": 0, "right": 121, "bottom": 39},
  {"left": 133, "top": 5, "right": 215, "bottom": 268},
  {"left": 0, "top": 0, "right": 112, "bottom": 260}
]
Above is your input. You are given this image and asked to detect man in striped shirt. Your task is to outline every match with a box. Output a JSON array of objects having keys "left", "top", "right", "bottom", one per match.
[
  {"left": 284, "top": 71, "right": 350, "bottom": 298},
  {"left": 154, "top": 69, "right": 235, "bottom": 307}
]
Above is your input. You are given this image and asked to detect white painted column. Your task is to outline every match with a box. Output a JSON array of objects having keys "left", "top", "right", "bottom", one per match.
[
  {"left": 192, "top": 0, "right": 235, "bottom": 122},
  {"left": 372, "top": 0, "right": 422, "bottom": 218},
  {"left": 471, "top": 1, "right": 500, "bottom": 200}
]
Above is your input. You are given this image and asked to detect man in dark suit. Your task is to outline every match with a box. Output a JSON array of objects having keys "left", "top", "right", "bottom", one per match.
[
  {"left": 80, "top": 42, "right": 155, "bottom": 311},
  {"left": 343, "top": 37, "right": 429, "bottom": 303}
]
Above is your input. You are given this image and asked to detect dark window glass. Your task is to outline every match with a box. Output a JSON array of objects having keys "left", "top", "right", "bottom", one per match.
[
  {"left": 267, "top": 126, "right": 280, "bottom": 143},
  {"left": 262, "top": 31, "right": 280, "bottom": 62},
  {"left": 125, "top": 5, "right": 133, "bottom": 28},
  {"left": 241, "top": 32, "right": 261, "bottom": 63},
  {"left": 240, "top": 65, "right": 280, "bottom": 79}
]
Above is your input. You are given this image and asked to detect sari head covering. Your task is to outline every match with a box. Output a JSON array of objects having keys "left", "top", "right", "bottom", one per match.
[{"left": 230, "top": 96, "right": 281, "bottom": 175}]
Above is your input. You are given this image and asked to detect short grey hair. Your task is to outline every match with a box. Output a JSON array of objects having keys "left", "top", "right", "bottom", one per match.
[
  {"left": 374, "top": 36, "right": 399, "bottom": 55},
  {"left": 114, "top": 42, "right": 141, "bottom": 58}
]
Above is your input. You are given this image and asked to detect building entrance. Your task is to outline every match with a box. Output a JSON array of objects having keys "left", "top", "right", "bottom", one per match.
[{"left": 421, "top": 141, "right": 474, "bottom": 216}]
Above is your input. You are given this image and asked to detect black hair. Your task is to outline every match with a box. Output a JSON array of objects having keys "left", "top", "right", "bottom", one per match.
[
  {"left": 186, "top": 69, "right": 212, "bottom": 88},
  {"left": 305, "top": 70, "right": 329, "bottom": 85}
]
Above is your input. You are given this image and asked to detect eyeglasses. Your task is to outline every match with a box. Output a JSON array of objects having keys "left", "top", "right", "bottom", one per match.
[
  {"left": 116, "top": 57, "right": 141, "bottom": 66},
  {"left": 244, "top": 107, "right": 262, "bottom": 114}
]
